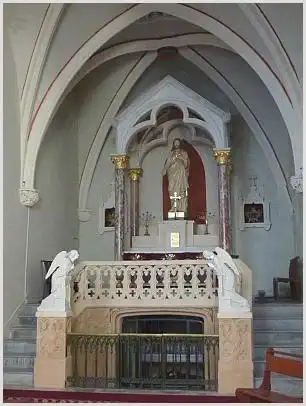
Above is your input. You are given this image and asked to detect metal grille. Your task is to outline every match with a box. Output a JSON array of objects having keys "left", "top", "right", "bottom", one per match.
[{"left": 67, "top": 333, "right": 219, "bottom": 391}]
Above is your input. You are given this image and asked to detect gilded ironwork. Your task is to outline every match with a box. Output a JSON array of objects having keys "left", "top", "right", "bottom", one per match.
[
  {"left": 66, "top": 333, "right": 219, "bottom": 391},
  {"left": 111, "top": 155, "right": 129, "bottom": 169},
  {"left": 128, "top": 168, "right": 143, "bottom": 181},
  {"left": 213, "top": 148, "right": 231, "bottom": 166}
]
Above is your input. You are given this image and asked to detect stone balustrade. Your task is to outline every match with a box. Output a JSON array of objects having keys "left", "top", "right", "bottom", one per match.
[{"left": 71, "top": 260, "right": 218, "bottom": 315}]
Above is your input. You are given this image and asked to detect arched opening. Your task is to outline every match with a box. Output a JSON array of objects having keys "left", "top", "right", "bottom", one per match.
[
  {"left": 119, "top": 315, "right": 211, "bottom": 390},
  {"left": 121, "top": 314, "right": 204, "bottom": 333}
]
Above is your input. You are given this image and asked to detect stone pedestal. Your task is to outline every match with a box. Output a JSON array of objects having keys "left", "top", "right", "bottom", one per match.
[
  {"left": 217, "top": 312, "right": 253, "bottom": 395},
  {"left": 34, "top": 311, "right": 72, "bottom": 389}
]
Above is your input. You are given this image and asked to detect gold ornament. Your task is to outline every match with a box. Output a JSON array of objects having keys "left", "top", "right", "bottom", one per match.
[
  {"left": 111, "top": 155, "right": 129, "bottom": 169},
  {"left": 213, "top": 148, "right": 231, "bottom": 166},
  {"left": 128, "top": 168, "right": 143, "bottom": 181}
]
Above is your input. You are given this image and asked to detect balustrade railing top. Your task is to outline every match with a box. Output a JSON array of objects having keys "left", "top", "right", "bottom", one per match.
[{"left": 71, "top": 260, "right": 218, "bottom": 313}]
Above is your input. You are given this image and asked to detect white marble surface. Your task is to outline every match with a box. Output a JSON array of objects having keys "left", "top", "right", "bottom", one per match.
[{"left": 132, "top": 219, "right": 218, "bottom": 251}]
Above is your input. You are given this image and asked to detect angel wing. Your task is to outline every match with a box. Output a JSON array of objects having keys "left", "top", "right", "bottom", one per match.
[
  {"left": 45, "top": 251, "right": 68, "bottom": 280},
  {"left": 203, "top": 250, "right": 214, "bottom": 260},
  {"left": 215, "top": 247, "right": 240, "bottom": 278}
]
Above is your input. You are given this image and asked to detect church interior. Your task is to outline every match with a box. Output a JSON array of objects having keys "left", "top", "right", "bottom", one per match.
[{"left": 3, "top": 3, "right": 303, "bottom": 403}]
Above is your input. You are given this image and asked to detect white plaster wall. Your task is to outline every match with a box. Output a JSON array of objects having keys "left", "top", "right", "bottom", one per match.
[
  {"left": 3, "top": 26, "right": 27, "bottom": 332},
  {"left": 73, "top": 53, "right": 143, "bottom": 179},
  {"left": 192, "top": 3, "right": 283, "bottom": 82},
  {"left": 25, "top": 92, "right": 79, "bottom": 301},
  {"left": 121, "top": 54, "right": 237, "bottom": 115},
  {"left": 79, "top": 130, "right": 117, "bottom": 261},
  {"left": 35, "top": 3, "right": 131, "bottom": 107},
  {"left": 260, "top": 3, "right": 302, "bottom": 82},
  {"left": 194, "top": 46, "right": 295, "bottom": 184},
  {"left": 4, "top": 3, "right": 49, "bottom": 95},
  {"left": 231, "top": 117, "right": 295, "bottom": 297},
  {"left": 292, "top": 192, "right": 303, "bottom": 260}
]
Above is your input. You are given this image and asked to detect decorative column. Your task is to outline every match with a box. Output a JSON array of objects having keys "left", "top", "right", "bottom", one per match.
[
  {"left": 111, "top": 155, "right": 129, "bottom": 260},
  {"left": 128, "top": 168, "right": 143, "bottom": 239},
  {"left": 213, "top": 148, "right": 232, "bottom": 252}
]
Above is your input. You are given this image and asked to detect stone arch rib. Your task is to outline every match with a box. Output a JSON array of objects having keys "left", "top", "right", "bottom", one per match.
[
  {"left": 78, "top": 51, "right": 158, "bottom": 211},
  {"left": 179, "top": 47, "right": 292, "bottom": 207},
  {"left": 22, "top": 2, "right": 300, "bottom": 193}
]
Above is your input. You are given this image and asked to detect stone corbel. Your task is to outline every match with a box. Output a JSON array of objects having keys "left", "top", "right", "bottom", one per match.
[
  {"left": 290, "top": 167, "right": 303, "bottom": 193},
  {"left": 19, "top": 188, "right": 40, "bottom": 207},
  {"left": 77, "top": 209, "right": 92, "bottom": 222}
]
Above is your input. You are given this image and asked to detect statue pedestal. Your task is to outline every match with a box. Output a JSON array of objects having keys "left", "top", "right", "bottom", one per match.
[
  {"left": 217, "top": 312, "right": 253, "bottom": 394},
  {"left": 132, "top": 220, "right": 218, "bottom": 252},
  {"left": 34, "top": 311, "right": 72, "bottom": 389}
]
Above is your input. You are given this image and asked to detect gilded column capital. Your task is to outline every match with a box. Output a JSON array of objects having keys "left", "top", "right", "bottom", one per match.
[
  {"left": 111, "top": 154, "right": 129, "bottom": 169},
  {"left": 213, "top": 148, "right": 231, "bottom": 166},
  {"left": 128, "top": 168, "right": 143, "bottom": 181}
]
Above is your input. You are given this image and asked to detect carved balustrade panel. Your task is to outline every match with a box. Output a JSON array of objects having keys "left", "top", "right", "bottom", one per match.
[{"left": 71, "top": 261, "right": 218, "bottom": 312}]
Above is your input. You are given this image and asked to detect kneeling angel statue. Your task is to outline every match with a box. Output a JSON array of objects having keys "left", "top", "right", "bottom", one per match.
[
  {"left": 203, "top": 247, "right": 250, "bottom": 313},
  {"left": 37, "top": 250, "right": 79, "bottom": 313}
]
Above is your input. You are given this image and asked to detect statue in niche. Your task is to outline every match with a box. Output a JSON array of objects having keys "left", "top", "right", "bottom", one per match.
[{"left": 162, "top": 138, "right": 190, "bottom": 216}]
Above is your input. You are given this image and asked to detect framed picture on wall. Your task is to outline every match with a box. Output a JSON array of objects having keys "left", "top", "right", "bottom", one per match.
[
  {"left": 239, "top": 177, "right": 271, "bottom": 231},
  {"left": 244, "top": 203, "right": 264, "bottom": 224},
  {"left": 104, "top": 207, "right": 115, "bottom": 228},
  {"left": 98, "top": 181, "right": 116, "bottom": 235}
]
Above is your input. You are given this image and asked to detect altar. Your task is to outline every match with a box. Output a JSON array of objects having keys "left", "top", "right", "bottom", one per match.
[{"left": 130, "top": 219, "right": 218, "bottom": 253}]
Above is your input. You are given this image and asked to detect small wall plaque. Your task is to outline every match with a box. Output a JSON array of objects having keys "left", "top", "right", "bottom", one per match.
[
  {"left": 239, "top": 176, "right": 271, "bottom": 231},
  {"left": 170, "top": 232, "right": 180, "bottom": 248},
  {"left": 104, "top": 207, "right": 115, "bottom": 228},
  {"left": 98, "top": 181, "right": 115, "bottom": 234}
]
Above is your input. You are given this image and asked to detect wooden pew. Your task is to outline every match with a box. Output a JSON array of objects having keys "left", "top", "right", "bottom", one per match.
[
  {"left": 273, "top": 256, "right": 302, "bottom": 301},
  {"left": 235, "top": 347, "right": 303, "bottom": 403}
]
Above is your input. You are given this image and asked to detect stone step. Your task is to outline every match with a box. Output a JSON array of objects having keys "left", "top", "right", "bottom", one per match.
[
  {"left": 253, "top": 345, "right": 303, "bottom": 361},
  {"left": 253, "top": 317, "right": 302, "bottom": 331},
  {"left": 253, "top": 360, "right": 265, "bottom": 377},
  {"left": 3, "top": 371, "right": 34, "bottom": 386},
  {"left": 4, "top": 355, "right": 35, "bottom": 371},
  {"left": 11, "top": 327, "right": 37, "bottom": 340},
  {"left": 254, "top": 375, "right": 303, "bottom": 397},
  {"left": 252, "top": 303, "right": 303, "bottom": 318},
  {"left": 17, "top": 315, "right": 37, "bottom": 327},
  {"left": 4, "top": 339, "right": 36, "bottom": 354},
  {"left": 253, "top": 330, "right": 302, "bottom": 346},
  {"left": 19, "top": 303, "right": 39, "bottom": 317}
]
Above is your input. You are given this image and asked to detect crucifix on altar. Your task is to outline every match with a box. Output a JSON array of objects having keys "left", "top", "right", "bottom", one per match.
[{"left": 168, "top": 192, "right": 185, "bottom": 219}]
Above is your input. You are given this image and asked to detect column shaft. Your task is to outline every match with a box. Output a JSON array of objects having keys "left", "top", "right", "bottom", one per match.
[
  {"left": 129, "top": 168, "right": 143, "bottom": 239},
  {"left": 111, "top": 155, "right": 129, "bottom": 260},
  {"left": 214, "top": 149, "right": 232, "bottom": 253}
]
